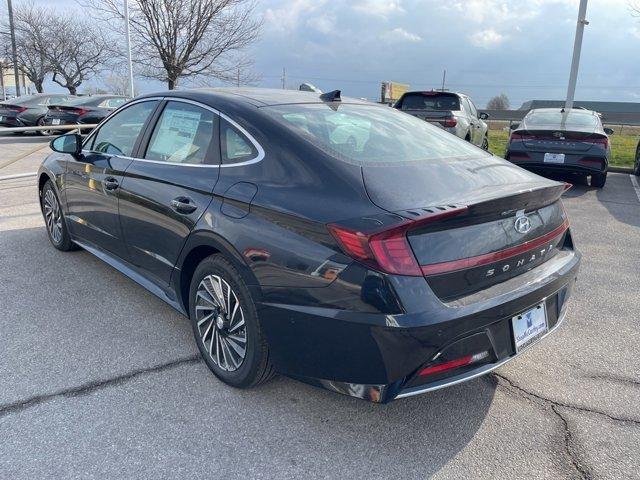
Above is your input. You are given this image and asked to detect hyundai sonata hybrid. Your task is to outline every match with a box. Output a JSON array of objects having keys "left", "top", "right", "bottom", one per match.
[{"left": 38, "top": 88, "right": 580, "bottom": 403}]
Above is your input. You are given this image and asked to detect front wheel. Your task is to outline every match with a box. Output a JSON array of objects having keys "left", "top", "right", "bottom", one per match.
[
  {"left": 591, "top": 172, "right": 607, "bottom": 188},
  {"left": 189, "top": 254, "right": 274, "bottom": 388},
  {"left": 481, "top": 136, "right": 489, "bottom": 151},
  {"left": 41, "top": 180, "right": 76, "bottom": 251}
]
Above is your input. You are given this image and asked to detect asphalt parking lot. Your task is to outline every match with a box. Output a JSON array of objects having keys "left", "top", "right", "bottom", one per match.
[{"left": 1, "top": 134, "right": 639, "bottom": 479}]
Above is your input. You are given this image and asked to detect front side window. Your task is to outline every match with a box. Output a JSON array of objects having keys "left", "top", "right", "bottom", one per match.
[
  {"left": 265, "top": 103, "right": 483, "bottom": 165},
  {"left": 144, "top": 101, "right": 215, "bottom": 165},
  {"left": 221, "top": 119, "right": 258, "bottom": 164},
  {"left": 90, "top": 100, "right": 158, "bottom": 156}
]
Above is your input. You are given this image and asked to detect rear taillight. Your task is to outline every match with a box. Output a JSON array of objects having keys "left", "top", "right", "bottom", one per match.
[
  {"left": 509, "top": 132, "right": 533, "bottom": 141},
  {"left": 418, "top": 351, "right": 489, "bottom": 377},
  {"left": 442, "top": 117, "right": 457, "bottom": 128},
  {"left": 328, "top": 207, "right": 467, "bottom": 276},
  {"left": 3, "top": 105, "right": 27, "bottom": 113},
  {"left": 585, "top": 137, "right": 608, "bottom": 148},
  {"left": 69, "top": 108, "right": 89, "bottom": 116}
]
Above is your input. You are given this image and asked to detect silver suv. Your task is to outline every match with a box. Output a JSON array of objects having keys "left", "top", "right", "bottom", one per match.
[{"left": 394, "top": 91, "right": 489, "bottom": 150}]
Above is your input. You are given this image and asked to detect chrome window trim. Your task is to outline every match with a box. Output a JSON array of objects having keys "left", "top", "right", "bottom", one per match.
[{"left": 81, "top": 96, "right": 265, "bottom": 169}]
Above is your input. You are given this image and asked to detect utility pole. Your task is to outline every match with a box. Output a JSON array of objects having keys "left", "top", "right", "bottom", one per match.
[
  {"left": 7, "top": 0, "right": 21, "bottom": 97},
  {"left": 441, "top": 69, "right": 446, "bottom": 91},
  {"left": 0, "top": 60, "right": 5, "bottom": 100},
  {"left": 236, "top": 66, "right": 240, "bottom": 87},
  {"left": 565, "top": 0, "right": 588, "bottom": 111},
  {"left": 123, "top": 0, "right": 135, "bottom": 97},
  {"left": 281, "top": 67, "right": 286, "bottom": 89}
]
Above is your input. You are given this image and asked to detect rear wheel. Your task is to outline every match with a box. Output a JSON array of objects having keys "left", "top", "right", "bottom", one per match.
[
  {"left": 41, "top": 180, "right": 76, "bottom": 251},
  {"left": 634, "top": 147, "right": 640, "bottom": 176},
  {"left": 37, "top": 117, "right": 52, "bottom": 136},
  {"left": 591, "top": 172, "right": 607, "bottom": 188},
  {"left": 481, "top": 136, "right": 489, "bottom": 151},
  {"left": 189, "top": 254, "right": 274, "bottom": 388}
]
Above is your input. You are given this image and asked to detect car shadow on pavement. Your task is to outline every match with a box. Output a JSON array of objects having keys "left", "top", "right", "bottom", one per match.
[{"left": 0, "top": 225, "right": 496, "bottom": 476}]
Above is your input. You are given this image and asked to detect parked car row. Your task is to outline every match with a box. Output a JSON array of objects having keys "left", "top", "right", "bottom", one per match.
[
  {"left": 0, "top": 93, "right": 129, "bottom": 135},
  {"left": 389, "top": 90, "right": 618, "bottom": 188}
]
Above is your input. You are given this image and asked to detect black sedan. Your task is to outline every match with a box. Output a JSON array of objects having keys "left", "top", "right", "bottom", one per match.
[
  {"left": 37, "top": 89, "right": 580, "bottom": 403},
  {"left": 505, "top": 108, "right": 613, "bottom": 188},
  {"left": 43, "top": 95, "right": 129, "bottom": 133},
  {"left": 0, "top": 93, "right": 75, "bottom": 134}
]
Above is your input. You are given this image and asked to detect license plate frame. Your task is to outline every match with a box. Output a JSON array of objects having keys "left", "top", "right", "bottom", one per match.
[
  {"left": 511, "top": 303, "right": 548, "bottom": 353},
  {"left": 544, "top": 153, "right": 565, "bottom": 164}
]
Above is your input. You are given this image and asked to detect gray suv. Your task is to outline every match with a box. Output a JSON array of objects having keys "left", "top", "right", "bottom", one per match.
[{"left": 394, "top": 91, "right": 489, "bottom": 150}]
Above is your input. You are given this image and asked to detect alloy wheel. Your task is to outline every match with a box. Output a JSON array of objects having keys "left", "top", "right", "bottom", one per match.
[
  {"left": 43, "top": 189, "right": 63, "bottom": 244},
  {"left": 195, "top": 274, "right": 247, "bottom": 372}
]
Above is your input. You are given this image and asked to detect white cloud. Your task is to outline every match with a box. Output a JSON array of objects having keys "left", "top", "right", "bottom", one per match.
[
  {"left": 352, "top": 0, "right": 405, "bottom": 17},
  {"left": 383, "top": 27, "right": 422, "bottom": 42},
  {"left": 469, "top": 28, "right": 506, "bottom": 48}
]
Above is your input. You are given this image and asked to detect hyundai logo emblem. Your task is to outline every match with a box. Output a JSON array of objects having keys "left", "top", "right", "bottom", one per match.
[{"left": 514, "top": 214, "right": 532, "bottom": 234}]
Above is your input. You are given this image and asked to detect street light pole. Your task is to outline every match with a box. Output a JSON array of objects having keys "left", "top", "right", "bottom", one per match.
[
  {"left": 7, "top": 0, "right": 21, "bottom": 97},
  {"left": 565, "top": 0, "right": 589, "bottom": 111},
  {"left": 124, "top": 0, "right": 135, "bottom": 97}
]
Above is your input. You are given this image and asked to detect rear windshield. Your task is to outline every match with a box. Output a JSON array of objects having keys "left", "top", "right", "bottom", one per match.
[
  {"left": 398, "top": 93, "right": 460, "bottom": 111},
  {"left": 525, "top": 110, "right": 598, "bottom": 128},
  {"left": 263, "top": 103, "right": 483, "bottom": 165}
]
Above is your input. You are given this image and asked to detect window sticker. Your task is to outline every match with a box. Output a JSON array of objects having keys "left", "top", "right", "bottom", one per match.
[{"left": 149, "top": 109, "right": 203, "bottom": 162}]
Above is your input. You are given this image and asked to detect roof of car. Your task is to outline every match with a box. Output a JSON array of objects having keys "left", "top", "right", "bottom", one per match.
[
  {"left": 528, "top": 107, "right": 598, "bottom": 116},
  {"left": 147, "top": 88, "right": 372, "bottom": 107}
]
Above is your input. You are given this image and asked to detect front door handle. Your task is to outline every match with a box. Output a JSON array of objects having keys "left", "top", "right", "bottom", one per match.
[
  {"left": 104, "top": 177, "right": 119, "bottom": 190},
  {"left": 170, "top": 196, "right": 197, "bottom": 214}
]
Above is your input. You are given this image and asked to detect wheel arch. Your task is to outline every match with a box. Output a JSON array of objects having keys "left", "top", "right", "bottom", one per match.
[
  {"left": 173, "top": 230, "right": 261, "bottom": 316},
  {"left": 37, "top": 171, "right": 54, "bottom": 205}
]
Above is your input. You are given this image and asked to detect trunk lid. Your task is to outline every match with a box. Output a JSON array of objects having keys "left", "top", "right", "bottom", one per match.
[
  {"left": 513, "top": 127, "right": 606, "bottom": 153},
  {"left": 361, "top": 157, "right": 570, "bottom": 299}
]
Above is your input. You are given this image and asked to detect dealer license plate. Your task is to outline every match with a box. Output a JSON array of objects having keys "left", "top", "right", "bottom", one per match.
[
  {"left": 512, "top": 303, "right": 548, "bottom": 353},
  {"left": 51, "top": 119, "right": 61, "bottom": 125},
  {"left": 544, "top": 153, "right": 565, "bottom": 163}
]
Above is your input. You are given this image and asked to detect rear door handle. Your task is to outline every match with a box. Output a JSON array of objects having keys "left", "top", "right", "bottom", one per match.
[
  {"left": 170, "top": 196, "right": 198, "bottom": 214},
  {"left": 104, "top": 177, "right": 119, "bottom": 190}
]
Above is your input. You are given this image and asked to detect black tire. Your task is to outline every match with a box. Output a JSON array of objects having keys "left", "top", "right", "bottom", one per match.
[
  {"left": 481, "top": 136, "right": 489, "bottom": 151},
  {"left": 591, "top": 172, "right": 607, "bottom": 188},
  {"left": 634, "top": 148, "right": 640, "bottom": 176},
  {"left": 36, "top": 117, "right": 51, "bottom": 136},
  {"left": 41, "top": 180, "right": 76, "bottom": 251},
  {"left": 189, "top": 254, "right": 274, "bottom": 388}
]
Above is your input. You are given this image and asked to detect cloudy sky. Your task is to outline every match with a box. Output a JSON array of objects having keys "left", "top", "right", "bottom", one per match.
[{"left": 21, "top": 0, "right": 640, "bottom": 107}]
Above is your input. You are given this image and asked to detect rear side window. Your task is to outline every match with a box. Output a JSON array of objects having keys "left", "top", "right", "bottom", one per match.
[
  {"left": 399, "top": 93, "right": 460, "bottom": 111},
  {"left": 221, "top": 118, "right": 259, "bottom": 164},
  {"left": 265, "top": 103, "right": 482, "bottom": 165},
  {"left": 145, "top": 101, "right": 215, "bottom": 165},
  {"left": 90, "top": 100, "right": 158, "bottom": 156}
]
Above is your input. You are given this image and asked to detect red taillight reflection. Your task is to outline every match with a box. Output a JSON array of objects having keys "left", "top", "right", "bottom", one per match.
[
  {"left": 442, "top": 117, "right": 457, "bottom": 128},
  {"left": 418, "top": 351, "right": 489, "bottom": 377}
]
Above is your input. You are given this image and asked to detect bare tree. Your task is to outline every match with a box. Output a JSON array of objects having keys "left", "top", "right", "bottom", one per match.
[
  {"left": 195, "top": 56, "right": 261, "bottom": 88},
  {"left": 2, "top": 4, "right": 52, "bottom": 93},
  {"left": 102, "top": 69, "right": 138, "bottom": 96},
  {"left": 486, "top": 93, "right": 510, "bottom": 110},
  {"left": 83, "top": 0, "right": 261, "bottom": 89},
  {"left": 46, "top": 15, "right": 112, "bottom": 95}
]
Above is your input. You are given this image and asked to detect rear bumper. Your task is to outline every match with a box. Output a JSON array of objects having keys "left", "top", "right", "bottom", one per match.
[
  {"left": 506, "top": 149, "right": 608, "bottom": 174},
  {"left": 257, "top": 246, "right": 581, "bottom": 403}
]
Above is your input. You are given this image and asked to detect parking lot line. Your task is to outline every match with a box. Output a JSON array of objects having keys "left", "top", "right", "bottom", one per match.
[{"left": 630, "top": 175, "right": 640, "bottom": 203}]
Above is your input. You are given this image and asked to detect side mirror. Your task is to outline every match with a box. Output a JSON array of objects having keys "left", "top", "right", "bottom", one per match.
[
  {"left": 50, "top": 133, "right": 82, "bottom": 155},
  {"left": 604, "top": 127, "right": 614, "bottom": 135},
  {"left": 510, "top": 123, "right": 520, "bottom": 131},
  {"left": 479, "top": 112, "right": 489, "bottom": 120}
]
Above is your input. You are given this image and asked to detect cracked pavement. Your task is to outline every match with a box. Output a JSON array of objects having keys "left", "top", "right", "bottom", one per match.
[{"left": 0, "top": 136, "right": 639, "bottom": 479}]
